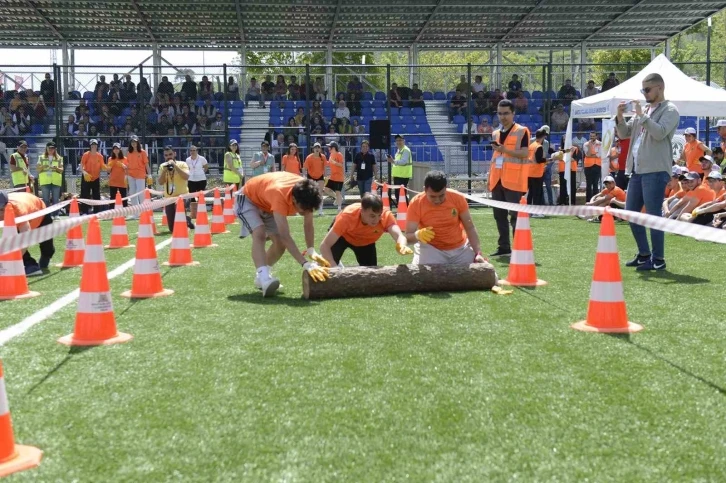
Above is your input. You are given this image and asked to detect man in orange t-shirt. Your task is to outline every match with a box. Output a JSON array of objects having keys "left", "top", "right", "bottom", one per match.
[
  {"left": 236, "top": 171, "right": 329, "bottom": 296},
  {"left": 688, "top": 171, "right": 726, "bottom": 225},
  {"left": 303, "top": 142, "right": 327, "bottom": 216},
  {"left": 680, "top": 128, "right": 711, "bottom": 175},
  {"left": 0, "top": 191, "right": 55, "bottom": 276},
  {"left": 319, "top": 193, "right": 411, "bottom": 267},
  {"left": 667, "top": 171, "right": 715, "bottom": 221},
  {"left": 405, "top": 170, "right": 487, "bottom": 265},
  {"left": 324, "top": 141, "right": 345, "bottom": 212},
  {"left": 79, "top": 139, "right": 107, "bottom": 215},
  {"left": 581, "top": 175, "right": 626, "bottom": 222}
]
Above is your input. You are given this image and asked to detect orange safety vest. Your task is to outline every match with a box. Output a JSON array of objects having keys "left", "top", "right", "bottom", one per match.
[
  {"left": 558, "top": 147, "right": 579, "bottom": 173},
  {"left": 488, "top": 123, "right": 530, "bottom": 192},
  {"left": 683, "top": 140, "right": 705, "bottom": 174},
  {"left": 583, "top": 141, "right": 601, "bottom": 168},
  {"left": 609, "top": 147, "right": 619, "bottom": 172},
  {"left": 528, "top": 141, "right": 545, "bottom": 178}
]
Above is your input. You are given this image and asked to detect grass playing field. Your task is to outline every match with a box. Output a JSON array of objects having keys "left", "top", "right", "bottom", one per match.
[{"left": 1, "top": 209, "right": 725, "bottom": 481}]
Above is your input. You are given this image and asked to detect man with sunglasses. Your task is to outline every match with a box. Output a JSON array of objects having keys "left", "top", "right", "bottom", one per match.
[{"left": 615, "top": 73, "right": 680, "bottom": 271}]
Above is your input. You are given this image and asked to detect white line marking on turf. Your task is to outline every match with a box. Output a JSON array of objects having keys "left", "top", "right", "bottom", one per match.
[{"left": 0, "top": 237, "right": 173, "bottom": 346}]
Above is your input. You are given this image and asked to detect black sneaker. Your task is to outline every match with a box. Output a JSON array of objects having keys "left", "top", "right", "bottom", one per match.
[
  {"left": 637, "top": 258, "right": 667, "bottom": 271},
  {"left": 490, "top": 248, "right": 512, "bottom": 257},
  {"left": 625, "top": 254, "right": 650, "bottom": 267}
]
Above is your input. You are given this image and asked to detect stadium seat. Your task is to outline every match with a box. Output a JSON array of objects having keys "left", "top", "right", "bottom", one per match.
[
  {"left": 374, "top": 91, "right": 386, "bottom": 100},
  {"left": 532, "top": 91, "right": 543, "bottom": 99},
  {"left": 82, "top": 91, "right": 93, "bottom": 101},
  {"left": 522, "top": 91, "right": 531, "bottom": 99},
  {"left": 372, "top": 100, "right": 384, "bottom": 108},
  {"left": 423, "top": 92, "right": 433, "bottom": 100},
  {"left": 214, "top": 92, "right": 225, "bottom": 101},
  {"left": 390, "top": 107, "right": 400, "bottom": 117},
  {"left": 452, "top": 115, "right": 466, "bottom": 125},
  {"left": 361, "top": 92, "right": 373, "bottom": 100},
  {"left": 434, "top": 91, "right": 446, "bottom": 100},
  {"left": 412, "top": 107, "right": 425, "bottom": 116},
  {"left": 446, "top": 91, "right": 455, "bottom": 100},
  {"left": 31, "top": 123, "right": 44, "bottom": 135}
]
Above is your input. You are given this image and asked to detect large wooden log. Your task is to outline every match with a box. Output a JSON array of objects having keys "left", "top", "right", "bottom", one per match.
[{"left": 302, "top": 263, "right": 498, "bottom": 300}]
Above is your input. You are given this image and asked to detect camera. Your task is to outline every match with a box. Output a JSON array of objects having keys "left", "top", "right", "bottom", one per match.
[{"left": 166, "top": 161, "right": 176, "bottom": 171}]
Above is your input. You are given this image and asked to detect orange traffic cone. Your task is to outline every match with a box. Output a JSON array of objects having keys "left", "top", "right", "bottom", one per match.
[
  {"left": 572, "top": 209, "right": 643, "bottom": 333},
  {"left": 121, "top": 211, "right": 173, "bottom": 299},
  {"left": 162, "top": 198, "right": 199, "bottom": 267},
  {"left": 55, "top": 198, "right": 85, "bottom": 268},
  {"left": 160, "top": 209, "right": 168, "bottom": 233},
  {"left": 0, "top": 206, "right": 40, "bottom": 300},
  {"left": 193, "top": 192, "right": 217, "bottom": 248},
  {"left": 223, "top": 186, "right": 235, "bottom": 225},
  {"left": 58, "top": 217, "right": 133, "bottom": 346},
  {"left": 499, "top": 197, "right": 547, "bottom": 287},
  {"left": 144, "top": 189, "right": 159, "bottom": 235},
  {"left": 382, "top": 183, "right": 390, "bottom": 211},
  {"left": 396, "top": 186, "right": 408, "bottom": 230},
  {"left": 0, "top": 361, "right": 42, "bottom": 477},
  {"left": 372, "top": 180, "right": 378, "bottom": 192},
  {"left": 105, "top": 192, "right": 134, "bottom": 249},
  {"left": 210, "top": 188, "right": 228, "bottom": 234}
]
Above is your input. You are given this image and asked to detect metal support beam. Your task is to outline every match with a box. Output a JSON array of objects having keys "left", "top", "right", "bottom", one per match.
[
  {"left": 409, "top": 44, "right": 419, "bottom": 88},
  {"left": 499, "top": 0, "right": 548, "bottom": 43},
  {"left": 240, "top": 43, "right": 247, "bottom": 96},
  {"left": 328, "top": 0, "right": 343, "bottom": 44},
  {"left": 61, "top": 40, "right": 70, "bottom": 98},
  {"left": 69, "top": 47, "right": 75, "bottom": 94},
  {"left": 664, "top": 38, "right": 671, "bottom": 58},
  {"left": 129, "top": 0, "right": 156, "bottom": 43},
  {"left": 326, "top": 45, "right": 333, "bottom": 99},
  {"left": 152, "top": 42, "right": 161, "bottom": 91},
  {"left": 496, "top": 44, "right": 502, "bottom": 89},
  {"left": 414, "top": 0, "right": 445, "bottom": 43},
  {"left": 650, "top": 48, "right": 655, "bottom": 60},
  {"left": 582, "top": 0, "right": 649, "bottom": 43},
  {"left": 24, "top": 0, "right": 64, "bottom": 40},
  {"left": 234, "top": 0, "right": 246, "bottom": 43},
  {"left": 580, "top": 42, "right": 586, "bottom": 94}
]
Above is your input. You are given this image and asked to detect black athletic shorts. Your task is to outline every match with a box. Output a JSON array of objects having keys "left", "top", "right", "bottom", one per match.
[
  {"left": 326, "top": 180, "right": 344, "bottom": 192},
  {"left": 307, "top": 174, "right": 324, "bottom": 182}
]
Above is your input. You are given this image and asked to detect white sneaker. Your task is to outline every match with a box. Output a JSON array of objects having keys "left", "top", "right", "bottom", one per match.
[
  {"left": 260, "top": 276, "right": 280, "bottom": 297},
  {"left": 255, "top": 276, "right": 284, "bottom": 291},
  {"left": 531, "top": 213, "right": 545, "bottom": 218}
]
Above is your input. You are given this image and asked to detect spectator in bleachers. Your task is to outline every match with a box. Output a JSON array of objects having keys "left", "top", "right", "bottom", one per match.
[
  {"left": 288, "top": 76, "right": 300, "bottom": 101},
  {"left": 0, "top": 116, "right": 19, "bottom": 145},
  {"left": 455, "top": 75, "right": 470, "bottom": 96},
  {"left": 352, "top": 119, "right": 364, "bottom": 144},
  {"left": 182, "top": 103, "right": 197, "bottom": 126},
  {"left": 488, "top": 89, "right": 504, "bottom": 113},
  {"left": 138, "top": 77, "right": 151, "bottom": 102},
  {"left": 89, "top": 125, "right": 100, "bottom": 143},
  {"left": 473, "top": 91, "right": 488, "bottom": 116},
  {"left": 389, "top": 83, "right": 403, "bottom": 108},
  {"left": 325, "top": 124, "right": 340, "bottom": 146},
  {"left": 75, "top": 98, "right": 88, "bottom": 119},
  {"left": 199, "top": 75, "right": 213, "bottom": 100},
  {"left": 601, "top": 73, "right": 620, "bottom": 92},
  {"left": 338, "top": 117, "right": 353, "bottom": 146},
  {"left": 550, "top": 104, "right": 569, "bottom": 132},
  {"left": 461, "top": 116, "right": 478, "bottom": 145},
  {"left": 157, "top": 75, "right": 174, "bottom": 99},
  {"left": 272, "top": 132, "right": 286, "bottom": 168},
  {"left": 558, "top": 79, "right": 579, "bottom": 106},
  {"left": 310, "top": 114, "right": 326, "bottom": 134},
  {"left": 224, "top": 75, "right": 239, "bottom": 101},
  {"left": 578, "top": 117, "right": 595, "bottom": 132},
  {"left": 181, "top": 75, "right": 197, "bottom": 102},
  {"left": 314, "top": 77, "right": 326, "bottom": 101},
  {"left": 508, "top": 74, "right": 523, "bottom": 97},
  {"left": 122, "top": 74, "right": 136, "bottom": 102},
  {"left": 171, "top": 113, "right": 184, "bottom": 135},
  {"left": 9, "top": 92, "right": 22, "bottom": 113},
  {"left": 245, "top": 77, "right": 264, "bottom": 108},
  {"left": 477, "top": 117, "right": 493, "bottom": 140},
  {"left": 109, "top": 73, "right": 122, "bottom": 95},
  {"left": 193, "top": 99, "right": 213, "bottom": 124},
  {"left": 284, "top": 117, "right": 300, "bottom": 143},
  {"left": 514, "top": 90, "right": 528, "bottom": 114},
  {"left": 107, "top": 92, "right": 122, "bottom": 116},
  {"left": 449, "top": 90, "right": 467, "bottom": 121},
  {"left": 122, "top": 122, "right": 135, "bottom": 138},
  {"left": 106, "top": 125, "right": 121, "bottom": 148},
  {"left": 347, "top": 76, "right": 363, "bottom": 98},
  {"left": 472, "top": 75, "right": 486, "bottom": 96},
  {"left": 409, "top": 83, "right": 425, "bottom": 111},
  {"left": 310, "top": 100, "right": 324, "bottom": 120},
  {"left": 344, "top": 92, "right": 359, "bottom": 117},
  {"left": 13, "top": 106, "right": 31, "bottom": 136},
  {"left": 261, "top": 75, "right": 275, "bottom": 101},
  {"left": 274, "top": 75, "right": 287, "bottom": 100},
  {"left": 584, "top": 80, "right": 599, "bottom": 97},
  {"left": 40, "top": 73, "right": 55, "bottom": 107},
  {"left": 335, "top": 100, "right": 350, "bottom": 122}
]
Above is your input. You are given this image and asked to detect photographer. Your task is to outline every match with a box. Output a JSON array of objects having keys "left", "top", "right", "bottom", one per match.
[{"left": 157, "top": 146, "right": 194, "bottom": 232}]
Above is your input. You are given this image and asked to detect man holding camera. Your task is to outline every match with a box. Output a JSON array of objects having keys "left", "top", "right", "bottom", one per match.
[{"left": 158, "top": 146, "right": 194, "bottom": 231}]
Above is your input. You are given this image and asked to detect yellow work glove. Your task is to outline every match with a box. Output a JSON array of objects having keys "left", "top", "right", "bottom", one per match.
[
  {"left": 303, "top": 262, "right": 329, "bottom": 282},
  {"left": 305, "top": 247, "right": 331, "bottom": 268},
  {"left": 415, "top": 226, "right": 435, "bottom": 244},
  {"left": 396, "top": 242, "right": 413, "bottom": 255},
  {"left": 691, "top": 209, "right": 700, "bottom": 217}
]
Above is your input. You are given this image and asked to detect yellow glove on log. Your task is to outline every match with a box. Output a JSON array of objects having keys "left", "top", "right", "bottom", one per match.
[
  {"left": 415, "top": 227, "right": 435, "bottom": 244},
  {"left": 306, "top": 247, "right": 331, "bottom": 267},
  {"left": 396, "top": 243, "right": 413, "bottom": 255},
  {"left": 304, "top": 262, "right": 330, "bottom": 282}
]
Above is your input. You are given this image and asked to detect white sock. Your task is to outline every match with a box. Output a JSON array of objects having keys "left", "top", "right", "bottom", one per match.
[{"left": 256, "top": 266, "right": 270, "bottom": 279}]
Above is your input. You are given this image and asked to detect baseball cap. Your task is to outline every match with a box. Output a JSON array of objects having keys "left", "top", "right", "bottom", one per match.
[
  {"left": 90, "top": 139, "right": 99, "bottom": 145},
  {"left": 229, "top": 139, "right": 238, "bottom": 145},
  {"left": 716, "top": 119, "right": 726, "bottom": 128},
  {"left": 707, "top": 170, "right": 723, "bottom": 180},
  {"left": 394, "top": 134, "right": 404, "bottom": 140},
  {"left": 46, "top": 141, "right": 56, "bottom": 148},
  {"left": 684, "top": 127, "right": 697, "bottom": 135},
  {"left": 326, "top": 141, "right": 339, "bottom": 149},
  {"left": 313, "top": 142, "right": 322, "bottom": 148},
  {"left": 671, "top": 165, "right": 684, "bottom": 176},
  {"left": 699, "top": 155, "right": 714, "bottom": 164},
  {"left": 684, "top": 171, "right": 701, "bottom": 181},
  {"left": 18, "top": 140, "right": 28, "bottom": 148},
  {"left": 540, "top": 125, "right": 550, "bottom": 134},
  {"left": 603, "top": 175, "right": 615, "bottom": 183},
  {"left": 112, "top": 142, "right": 121, "bottom": 149},
  {"left": 712, "top": 146, "right": 724, "bottom": 155},
  {"left": 130, "top": 135, "right": 139, "bottom": 142}
]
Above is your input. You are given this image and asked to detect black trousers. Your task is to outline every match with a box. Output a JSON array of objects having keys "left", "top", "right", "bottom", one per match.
[
  {"left": 491, "top": 180, "right": 523, "bottom": 251},
  {"left": 23, "top": 215, "right": 55, "bottom": 267},
  {"left": 616, "top": 169, "right": 629, "bottom": 191},
  {"left": 187, "top": 179, "right": 207, "bottom": 194},
  {"left": 165, "top": 202, "right": 193, "bottom": 232},
  {"left": 557, "top": 171, "right": 579, "bottom": 204},
  {"left": 391, "top": 176, "right": 410, "bottom": 207},
  {"left": 527, "top": 176, "right": 544, "bottom": 205},
  {"left": 80, "top": 178, "right": 101, "bottom": 214},
  {"left": 109, "top": 186, "right": 128, "bottom": 207},
  {"left": 331, "top": 236, "right": 377, "bottom": 266},
  {"left": 584, "top": 165, "right": 601, "bottom": 203}
]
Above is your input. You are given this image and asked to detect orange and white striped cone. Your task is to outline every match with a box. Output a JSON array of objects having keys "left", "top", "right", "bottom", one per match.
[
  {"left": 210, "top": 188, "right": 228, "bottom": 234},
  {"left": 382, "top": 183, "right": 390, "bottom": 211},
  {"left": 572, "top": 209, "right": 643, "bottom": 333},
  {"left": 144, "top": 189, "right": 159, "bottom": 235},
  {"left": 104, "top": 192, "right": 134, "bottom": 249},
  {"left": 223, "top": 186, "right": 235, "bottom": 225},
  {"left": 55, "top": 198, "right": 85, "bottom": 268},
  {"left": 396, "top": 186, "right": 408, "bottom": 230},
  {"left": 121, "top": 211, "right": 173, "bottom": 299},
  {"left": 193, "top": 192, "right": 217, "bottom": 248},
  {"left": 0, "top": 361, "right": 42, "bottom": 477},
  {"left": 58, "top": 217, "right": 133, "bottom": 346},
  {"left": 372, "top": 180, "right": 378, "bottom": 192},
  {"left": 499, "top": 197, "right": 547, "bottom": 287},
  {"left": 160, "top": 209, "right": 168, "bottom": 233},
  {"left": 162, "top": 198, "right": 200, "bottom": 267},
  {"left": 0, "top": 205, "right": 40, "bottom": 300}
]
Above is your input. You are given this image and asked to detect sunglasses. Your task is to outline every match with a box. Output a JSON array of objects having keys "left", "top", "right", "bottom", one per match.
[{"left": 640, "top": 87, "right": 654, "bottom": 94}]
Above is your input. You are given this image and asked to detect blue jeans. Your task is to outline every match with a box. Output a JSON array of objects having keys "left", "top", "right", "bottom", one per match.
[
  {"left": 625, "top": 171, "right": 670, "bottom": 260},
  {"left": 543, "top": 163, "right": 554, "bottom": 205},
  {"left": 40, "top": 184, "right": 61, "bottom": 215},
  {"left": 357, "top": 178, "right": 373, "bottom": 197}
]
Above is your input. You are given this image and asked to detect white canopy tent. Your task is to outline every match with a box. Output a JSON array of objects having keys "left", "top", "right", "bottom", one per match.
[{"left": 563, "top": 54, "right": 726, "bottom": 203}]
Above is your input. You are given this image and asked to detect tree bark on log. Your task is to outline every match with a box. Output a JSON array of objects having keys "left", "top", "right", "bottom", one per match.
[{"left": 302, "top": 263, "right": 499, "bottom": 300}]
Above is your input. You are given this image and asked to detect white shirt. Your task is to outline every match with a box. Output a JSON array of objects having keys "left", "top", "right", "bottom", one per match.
[
  {"left": 335, "top": 107, "right": 350, "bottom": 120},
  {"left": 472, "top": 82, "right": 486, "bottom": 93},
  {"left": 185, "top": 154, "right": 208, "bottom": 182}
]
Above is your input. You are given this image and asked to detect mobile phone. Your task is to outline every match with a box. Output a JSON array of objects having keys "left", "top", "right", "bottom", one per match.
[{"left": 623, "top": 101, "right": 633, "bottom": 112}]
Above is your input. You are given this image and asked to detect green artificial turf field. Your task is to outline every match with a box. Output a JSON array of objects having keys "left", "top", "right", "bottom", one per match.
[{"left": 1, "top": 209, "right": 724, "bottom": 482}]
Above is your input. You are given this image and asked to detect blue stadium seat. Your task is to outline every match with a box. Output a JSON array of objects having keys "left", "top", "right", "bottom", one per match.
[
  {"left": 532, "top": 91, "right": 543, "bottom": 99},
  {"left": 401, "top": 115, "right": 414, "bottom": 124},
  {"left": 433, "top": 91, "right": 446, "bottom": 100},
  {"left": 423, "top": 92, "right": 433, "bottom": 100},
  {"left": 195, "top": 100, "right": 204, "bottom": 108},
  {"left": 699, "top": 119, "right": 707, "bottom": 130},
  {"left": 31, "top": 123, "right": 44, "bottom": 135},
  {"left": 82, "top": 91, "right": 93, "bottom": 100},
  {"left": 452, "top": 115, "right": 466, "bottom": 125},
  {"left": 372, "top": 100, "right": 385, "bottom": 108},
  {"left": 412, "top": 107, "right": 425, "bottom": 116},
  {"left": 214, "top": 92, "right": 225, "bottom": 101},
  {"left": 518, "top": 114, "right": 531, "bottom": 123},
  {"left": 360, "top": 100, "right": 371, "bottom": 109},
  {"left": 522, "top": 91, "right": 531, "bottom": 99},
  {"left": 374, "top": 91, "right": 386, "bottom": 100},
  {"left": 398, "top": 107, "right": 412, "bottom": 117},
  {"left": 361, "top": 92, "right": 373, "bottom": 100},
  {"left": 446, "top": 91, "right": 455, "bottom": 100}
]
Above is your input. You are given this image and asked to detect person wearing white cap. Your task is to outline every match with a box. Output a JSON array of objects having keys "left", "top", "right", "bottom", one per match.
[
  {"left": 665, "top": 171, "right": 715, "bottom": 222},
  {"left": 579, "top": 175, "right": 626, "bottom": 222},
  {"left": 664, "top": 165, "right": 685, "bottom": 199},
  {"left": 716, "top": 119, "right": 726, "bottom": 154},
  {"left": 79, "top": 138, "right": 107, "bottom": 215},
  {"left": 679, "top": 127, "right": 711, "bottom": 175},
  {"left": 681, "top": 170, "right": 725, "bottom": 225}
]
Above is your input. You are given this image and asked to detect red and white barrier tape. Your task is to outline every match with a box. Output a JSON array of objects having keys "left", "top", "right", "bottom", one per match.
[{"left": 0, "top": 187, "right": 27, "bottom": 194}]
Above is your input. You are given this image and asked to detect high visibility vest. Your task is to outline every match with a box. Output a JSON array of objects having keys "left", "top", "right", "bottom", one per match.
[
  {"left": 683, "top": 140, "right": 705, "bottom": 174},
  {"left": 488, "top": 123, "right": 530, "bottom": 192},
  {"left": 10, "top": 152, "right": 29, "bottom": 186},
  {"left": 38, "top": 154, "right": 63, "bottom": 186},
  {"left": 223, "top": 152, "right": 242, "bottom": 183},
  {"left": 559, "top": 147, "right": 579, "bottom": 172},
  {"left": 609, "top": 147, "right": 619, "bottom": 172},
  {"left": 391, "top": 145, "right": 413, "bottom": 179},
  {"left": 528, "top": 141, "right": 545, "bottom": 178},
  {"left": 583, "top": 141, "right": 601, "bottom": 168}
]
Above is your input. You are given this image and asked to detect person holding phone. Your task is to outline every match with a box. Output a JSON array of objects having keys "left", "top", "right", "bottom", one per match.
[{"left": 386, "top": 134, "right": 412, "bottom": 208}]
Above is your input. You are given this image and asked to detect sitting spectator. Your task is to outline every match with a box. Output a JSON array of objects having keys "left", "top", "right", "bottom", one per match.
[
  {"left": 245, "top": 77, "right": 264, "bottom": 108},
  {"left": 198, "top": 75, "right": 213, "bottom": 100},
  {"left": 324, "top": 123, "right": 340, "bottom": 145},
  {"left": 163, "top": 128, "right": 179, "bottom": 150},
  {"left": 583, "top": 80, "right": 599, "bottom": 97},
  {"left": 508, "top": 74, "right": 522, "bottom": 98},
  {"left": 108, "top": 92, "right": 123, "bottom": 116},
  {"left": 550, "top": 104, "right": 569, "bottom": 131},
  {"left": 477, "top": 118, "right": 493, "bottom": 140},
  {"left": 449, "top": 90, "right": 467, "bottom": 121},
  {"left": 311, "top": 100, "right": 325, "bottom": 121},
  {"left": 227, "top": 76, "right": 239, "bottom": 101},
  {"left": 0, "top": 116, "right": 19, "bottom": 143},
  {"left": 329, "top": 117, "right": 339, "bottom": 132},
  {"left": 170, "top": 95, "right": 183, "bottom": 117},
  {"left": 274, "top": 75, "right": 287, "bottom": 101},
  {"left": 288, "top": 76, "right": 300, "bottom": 100},
  {"left": 181, "top": 103, "right": 197, "bottom": 126},
  {"left": 601, "top": 72, "right": 620, "bottom": 92},
  {"left": 514, "top": 90, "right": 528, "bottom": 114},
  {"left": 75, "top": 98, "right": 88, "bottom": 119},
  {"left": 181, "top": 75, "right": 197, "bottom": 101},
  {"left": 138, "top": 77, "right": 151, "bottom": 102},
  {"left": 94, "top": 75, "right": 109, "bottom": 101},
  {"left": 13, "top": 106, "right": 31, "bottom": 136},
  {"left": 197, "top": 98, "right": 216, "bottom": 121},
  {"left": 473, "top": 91, "right": 488, "bottom": 116},
  {"left": 664, "top": 171, "right": 714, "bottom": 220},
  {"left": 33, "top": 96, "right": 49, "bottom": 129},
  {"left": 283, "top": 117, "right": 300, "bottom": 141},
  {"left": 9, "top": 92, "right": 22, "bottom": 113},
  {"left": 293, "top": 107, "right": 307, "bottom": 126},
  {"left": 158, "top": 75, "right": 174, "bottom": 99},
  {"left": 389, "top": 83, "right": 402, "bottom": 108},
  {"left": 313, "top": 76, "right": 326, "bottom": 101},
  {"left": 40, "top": 72, "right": 55, "bottom": 107},
  {"left": 410, "top": 83, "right": 425, "bottom": 110},
  {"left": 578, "top": 118, "right": 595, "bottom": 132},
  {"left": 347, "top": 76, "right": 363, "bottom": 98},
  {"left": 352, "top": 119, "right": 364, "bottom": 143},
  {"left": 121, "top": 122, "right": 135, "bottom": 138},
  {"left": 261, "top": 75, "right": 275, "bottom": 101},
  {"left": 173, "top": 113, "right": 185, "bottom": 133},
  {"left": 310, "top": 114, "right": 326, "bottom": 133},
  {"left": 157, "top": 105, "right": 172, "bottom": 124},
  {"left": 689, "top": 171, "right": 726, "bottom": 226},
  {"left": 197, "top": 115, "right": 209, "bottom": 133},
  {"left": 109, "top": 74, "right": 122, "bottom": 99},
  {"left": 348, "top": 93, "right": 361, "bottom": 117},
  {"left": 558, "top": 79, "right": 579, "bottom": 106},
  {"left": 338, "top": 117, "right": 354, "bottom": 146},
  {"left": 461, "top": 116, "right": 478, "bottom": 144},
  {"left": 335, "top": 100, "right": 350, "bottom": 121},
  {"left": 472, "top": 75, "right": 486, "bottom": 95},
  {"left": 157, "top": 114, "right": 173, "bottom": 136},
  {"left": 582, "top": 176, "right": 626, "bottom": 222},
  {"left": 122, "top": 74, "right": 136, "bottom": 102},
  {"left": 488, "top": 89, "right": 504, "bottom": 110},
  {"left": 455, "top": 75, "right": 470, "bottom": 96}
]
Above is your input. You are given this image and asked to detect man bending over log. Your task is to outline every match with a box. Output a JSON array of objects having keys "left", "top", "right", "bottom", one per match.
[
  {"left": 236, "top": 171, "right": 331, "bottom": 297},
  {"left": 405, "top": 170, "right": 487, "bottom": 265},
  {"left": 319, "top": 193, "right": 412, "bottom": 267}
]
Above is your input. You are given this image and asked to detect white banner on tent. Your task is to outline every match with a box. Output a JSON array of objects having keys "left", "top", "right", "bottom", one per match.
[{"left": 601, "top": 118, "right": 616, "bottom": 179}]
